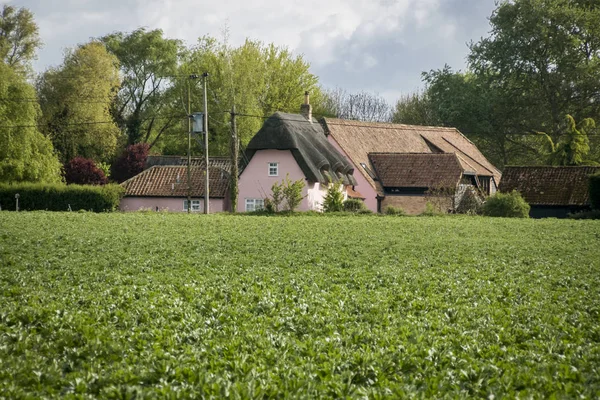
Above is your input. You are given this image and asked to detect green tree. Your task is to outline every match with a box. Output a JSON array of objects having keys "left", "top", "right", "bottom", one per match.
[
  {"left": 322, "top": 181, "right": 344, "bottom": 212},
  {"left": 410, "top": 0, "right": 600, "bottom": 168},
  {"left": 539, "top": 115, "right": 595, "bottom": 166},
  {"left": 38, "top": 42, "right": 121, "bottom": 163},
  {"left": 102, "top": 28, "right": 184, "bottom": 146},
  {"left": 468, "top": 0, "right": 600, "bottom": 162},
  {"left": 0, "top": 5, "right": 41, "bottom": 73},
  {"left": 391, "top": 91, "right": 437, "bottom": 126},
  {"left": 174, "top": 37, "right": 321, "bottom": 155},
  {"left": 0, "top": 62, "right": 62, "bottom": 183}
]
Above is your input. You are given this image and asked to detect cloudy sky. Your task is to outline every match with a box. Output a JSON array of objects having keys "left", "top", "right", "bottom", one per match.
[{"left": 10, "top": 0, "right": 496, "bottom": 103}]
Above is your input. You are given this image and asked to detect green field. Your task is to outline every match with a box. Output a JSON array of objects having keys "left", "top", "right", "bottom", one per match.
[{"left": 1, "top": 213, "right": 599, "bottom": 398}]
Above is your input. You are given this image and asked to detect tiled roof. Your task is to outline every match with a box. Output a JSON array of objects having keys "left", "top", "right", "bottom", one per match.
[
  {"left": 347, "top": 187, "right": 365, "bottom": 199},
  {"left": 145, "top": 156, "right": 232, "bottom": 173},
  {"left": 322, "top": 118, "right": 501, "bottom": 194},
  {"left": 368, "top": 153, "right": 463, "bottom": 188},
  {"left": 122, "top": 165, "right": 230, "bottom": 198},
  {"left": 499, "top": 166, "right": 600, "bottom": 206}
]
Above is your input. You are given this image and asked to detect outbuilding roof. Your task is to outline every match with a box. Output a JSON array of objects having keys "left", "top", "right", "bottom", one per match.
[
  {"left": 499, "top": 166, "right": 600, "bottom": 206},
  {"left": 122, "top": 165, "right": 230, "bottom": 198},
  {"left": 146, "top": 155, "right": 231, "bottom": 172},
  {"left": 246, "top": 112, "right": 357, "bottom": 186},
  {"left": 368, "top": 153, "right": 464, "bottom": 189}
]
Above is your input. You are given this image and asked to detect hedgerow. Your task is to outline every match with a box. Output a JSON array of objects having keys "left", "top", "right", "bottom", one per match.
[{"left": 0, "top": 183, "right": 124, "bottom": 212}]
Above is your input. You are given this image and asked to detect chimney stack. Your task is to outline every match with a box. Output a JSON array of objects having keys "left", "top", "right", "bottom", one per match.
[{"left": 301, "top": 91, "right": 312, "bottom": 123}]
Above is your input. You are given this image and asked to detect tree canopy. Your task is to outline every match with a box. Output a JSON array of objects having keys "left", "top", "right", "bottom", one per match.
[
  {"left": 102, "top": 28, "right": 183, "bottom": 147},
  {"left": 0, "top": 62, "right": 62, "bottom": 183},
  {"left": 0, "top": 5, "right": 42, "bottom": 74},
  {"left": 38, "top": 42, "right": 121, "bottom": 163},
  {"left": 395, "top": 0, "right": 600, "bottom": 168}
]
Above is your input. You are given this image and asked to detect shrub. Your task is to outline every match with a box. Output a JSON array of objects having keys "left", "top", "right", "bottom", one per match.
[
  {"left": 569, "top": 210, "right": 600, "bottom": 220},
  {"left": 270, "top": 181, "right": 284, "bottom": 212},
  {"left": 0, "top": 183, "right": 124, "bottom": 212},
  {"left": 323, "top": 182, "right": 344, "bottom": 212},
  {"left": 589, "top": 172, "right": 600, "bottom": 210},
  {"left": 111, "top": 143, "right": 149, "bottom": 183},
  {"left": 385, "top": 206, "right": 405, "bottom": 216},
  {"left": 281, "top": 174, "right": 305, "bottom": 212},
  {"left": 420, "top": 202, "right": 443, "bottom": 216},
  {"left": 64, "top": 157, "right": 108, "bottom": 185},
  {"left": 343, "top": 198, "right": 366, "bottom": 212},
  {"left": 456, "top": 187, "right": 484, "bottom": 215},
  {"left": 482, "top": 191, "right": 530, "bottom": 218}
]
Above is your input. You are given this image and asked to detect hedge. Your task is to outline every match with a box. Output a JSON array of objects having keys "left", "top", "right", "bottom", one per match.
[
  {"left": 0, "top": 183, "right": 124, "bottom": 212},
  {"left": 589, "top": 172, "right": 600, "bottom": 210},
  {"left": 482, "top": 190, "right": 530, "bottom": 218}
]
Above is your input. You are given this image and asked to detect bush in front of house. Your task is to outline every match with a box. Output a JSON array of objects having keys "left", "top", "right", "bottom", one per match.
[
  {"left": 482, "top": 190, "right": 530, "bottom": 218},
  {"left": 343, "top": 198, "right": 366, "bottom": 212},
  {"left": 385, "top": 206, "right": 406, "bottom": 216},
  {"left": 589, "top": 172, "right": 600, "bottom": 210},
  {"left": 64, "top": 157, "right": 108, "bottom": 185},
  {"left": 456, "top": 187, "right": 484, "bottom": 215},
  {"left": 0, "top": 183, "right": 124, "bottom": 212},
  {"left": 323, "top": 182, "right": 344, "bottom": 212}
]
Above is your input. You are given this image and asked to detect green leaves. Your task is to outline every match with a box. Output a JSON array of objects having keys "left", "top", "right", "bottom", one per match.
[{"left": 0, "top": 213, "right": 599, "bottom": 397}]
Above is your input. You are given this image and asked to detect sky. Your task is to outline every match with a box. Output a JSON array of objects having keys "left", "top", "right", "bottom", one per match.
[{"left": 9, "top": 0, "right": 497, "bottom": 104}]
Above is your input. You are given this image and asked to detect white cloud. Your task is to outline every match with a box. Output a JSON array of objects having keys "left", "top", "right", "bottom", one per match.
[{"left": 20, "top": 0, "right": 496, "bottom": 102}]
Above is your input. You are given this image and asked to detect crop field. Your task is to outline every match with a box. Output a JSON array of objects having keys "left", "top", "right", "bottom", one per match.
[{"left": 0, "top": 213, "right": 599, "bottom": 398}]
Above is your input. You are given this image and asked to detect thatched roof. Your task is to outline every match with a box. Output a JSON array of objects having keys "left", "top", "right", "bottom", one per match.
[
  {"left": 122, "top": 166, "right": 230, "bottom": 198},
  {"left": 322, "top": 119, "right": 501, "bottom": 194},
  {"left": 369, "top": 153, "right": 463, "bottom": 189},
  {"left": 246, "top": 112, "right": 357, "bottom": 185},
  {"left": 499, "top": 166, "right": 600, "bottom": 206}
]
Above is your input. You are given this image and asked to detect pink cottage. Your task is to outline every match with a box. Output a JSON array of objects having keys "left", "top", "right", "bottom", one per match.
[{"left": 237, "top": 95, "right": 358, "bottom": 212}]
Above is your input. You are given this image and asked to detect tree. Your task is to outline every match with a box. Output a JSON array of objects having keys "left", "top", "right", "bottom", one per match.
[
  {"left": 173, "top": 37, "right": 321, "bottom": 155},
  {"left": 38, "top": 42, "right": 121, "bottom": 163},
  {"left": 322, "top": 181, "right": 344, "bottom": 212},
  {"left": 468, "top": 0, "right": 600, "bottom": 163},
  {"left": 111, "top": 143, "right": 150, "bottom": 183},
  {"left": 318, "top": 87, "right": 391, "bottom": 122},
  {"left": 102, "top": 28, "right": 183, "bottom": 147},
  {"left": 0, "top": 62, "right": 62, "bottom": 183},
  {"left": 0, "top": 5, "right": 41, "bottom": 73},
  {"left": 412, "top": 0, "right": 600, "bottom": 168},
  {"left": 392, "top": 91, "right": 437, "bottom": 126},
  {"left": 538, "top": 115, "right": 595, "bottom": 166},
  {"left": 63, "top": 157, "right": 108, "bottom": 185}
]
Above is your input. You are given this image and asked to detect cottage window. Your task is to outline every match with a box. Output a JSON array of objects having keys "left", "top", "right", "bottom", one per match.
[
  {"left": 183, "top": 200, "right": 201, "bottom": 212},
  {"left": 268, "top": 162, "right": 279, "bottom": 176},
  {"left": 245, "top": 198, "right": 265, "bottom": 212}
]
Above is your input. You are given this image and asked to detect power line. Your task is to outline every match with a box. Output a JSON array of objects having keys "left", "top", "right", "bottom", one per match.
[{"left": 0, "top": 114, "right": 187, "bottom": 129}]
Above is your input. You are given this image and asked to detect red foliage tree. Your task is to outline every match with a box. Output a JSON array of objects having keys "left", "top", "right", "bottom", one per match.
[
  {"left": 63, "top": 157, "right": 108, "bottom": 185},
  {"left": 111, "top": 143, "right": 150, "bottom": 183}
]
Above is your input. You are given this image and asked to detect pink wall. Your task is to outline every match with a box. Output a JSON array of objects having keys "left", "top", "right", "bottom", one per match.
[
  {"left": 238, "top": 149, "right": 325, "bottom": 212},
  {"left": 120, "top": 197, "right": 225, "bottom": 213},
  {"left": 327, "top": 135, "right": 379, "bottom": 212}
]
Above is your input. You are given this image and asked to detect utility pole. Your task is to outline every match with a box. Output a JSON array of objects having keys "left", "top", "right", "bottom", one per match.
[
  {"left": 187, "top": 78, "right": 192, "bottom": 214},
  {"left": 230, "top": 105, "right": 239, "bottom": 212},
  {"left": 202, "top": 72, "right": 210, "bottom": 214},
  {"left": 186, "top": 74, "right": 199, "bottom": 214}
]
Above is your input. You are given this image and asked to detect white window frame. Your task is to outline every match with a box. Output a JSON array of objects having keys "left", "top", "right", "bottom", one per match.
[
  {"left": 183, "top": 199, "right": 201, "bottom": 212},
  {"left": 268, "top": 162, "right": 279, "bottom": 177},
  {"left": 245, "top": 198, "right": 265, "bottom": 212}
]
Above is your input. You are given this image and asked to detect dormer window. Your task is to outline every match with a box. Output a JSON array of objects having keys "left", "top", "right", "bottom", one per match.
[{"left": 268, "top": 162, "right": 279, "bottom": 176}]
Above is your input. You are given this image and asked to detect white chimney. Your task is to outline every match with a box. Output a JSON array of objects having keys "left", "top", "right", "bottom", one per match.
[{"left": 300, "top": 91, "right": 312, "bottom": 123}]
